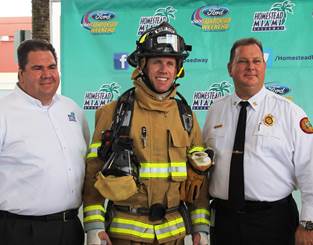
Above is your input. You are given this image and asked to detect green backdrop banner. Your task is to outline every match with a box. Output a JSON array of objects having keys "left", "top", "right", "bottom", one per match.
[
  {"left": 61, "top": 0, "right": 313, "bottom": 208},
  {"left": 61, "top": 0, "right": 313, "bottom": 129}
]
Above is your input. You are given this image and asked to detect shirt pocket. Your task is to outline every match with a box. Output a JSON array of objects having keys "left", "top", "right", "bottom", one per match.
[
  {"left": 253, "top": 124, "right": 283, "bottom": 157},
  {"left": 205, "top": 127, "right": 226, "bottom": 155},
  {"left": 168, "top": 129, "right": 189, "bottom": 182}
]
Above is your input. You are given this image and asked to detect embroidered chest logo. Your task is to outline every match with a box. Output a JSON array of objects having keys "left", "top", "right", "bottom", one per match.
[{"left": 68, "top": 112, "right": 77, "bottom": 122}]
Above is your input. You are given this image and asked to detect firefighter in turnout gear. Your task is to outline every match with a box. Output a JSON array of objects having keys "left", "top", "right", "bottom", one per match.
[{"left": 83, "top": 22, "right": 211, "bottom": 245}]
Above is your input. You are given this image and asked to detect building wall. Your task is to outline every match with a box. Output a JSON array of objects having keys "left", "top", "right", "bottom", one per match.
[
  {"left": 0, "top": 17, "right": 31, "bottom": 91},
  {"left": 0, "top": 17, "right": 31, "bottom": 72}
]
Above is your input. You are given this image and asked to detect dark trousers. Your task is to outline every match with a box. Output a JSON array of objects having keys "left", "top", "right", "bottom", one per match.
[
  {"left": 0, "top": 211, "right": 84, "bottom": 245},
  {"left": 210, "top": 195, "right": 299, "bottom": 245}
]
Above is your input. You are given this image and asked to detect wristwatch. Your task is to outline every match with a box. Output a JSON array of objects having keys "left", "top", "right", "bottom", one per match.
[{"left": 300, "top": 221, "right": 313, "bottom": 231}]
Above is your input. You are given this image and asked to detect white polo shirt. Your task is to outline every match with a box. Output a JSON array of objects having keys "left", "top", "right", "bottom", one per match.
[
  {"left": 0, "top": 85, "right": 90, "bottom": 215},
  {"left": 203, "top": 86, "right": 313, "bottom": 221}
]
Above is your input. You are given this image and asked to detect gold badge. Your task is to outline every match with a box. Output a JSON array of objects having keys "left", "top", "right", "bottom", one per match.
[
  {"left": 300, "top": 117, "right": 313, "bottom": 134},
  {"left": 263, "top": 114, "right": 275, "bottom": 126}
]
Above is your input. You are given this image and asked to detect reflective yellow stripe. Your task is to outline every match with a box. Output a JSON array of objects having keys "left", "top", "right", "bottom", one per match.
[
  {"left": 86, "top": 142, "right": 101, "bottom": 159},
  {"left": 191, "top": 208, "right": 210, "bottom": 216},
  {"left": 83, "top": 204, "right": 105, "bottom": 213},
  {"left": 155, "top": 217, "right": 185, "bottom": 240},
  {"left": 140, "top": 162, "right": 186, "bottom": 178},
  {"left": 188, "top": 146, "right": 205, "bottom": 154},
  {"left": 110, "top": 227, "right": 154, "bottom": 239},
  {"left": 83, "top": 214, "right": 105, "bottom": 223},
  {"left": 192, "top": 218, "right": 210, "bottom": 225},
  {"left": 139, "top": 33, "right": 148, "bottom": 43}
]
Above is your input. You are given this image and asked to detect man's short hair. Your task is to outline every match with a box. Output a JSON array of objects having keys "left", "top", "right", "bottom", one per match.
[
  {"left": 229, "top": 38, "right": 263, "bottom": 63},
  {"left": 17, "top": 39, "right": 57, "bottom": 70}
]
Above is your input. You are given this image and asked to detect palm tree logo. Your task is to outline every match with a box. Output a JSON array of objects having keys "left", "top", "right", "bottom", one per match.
[
  {"left": 99, "top": 82, "right": 120, "bottom": 99},
  {"left": 208, "top": 81, "right": 232, "bottom": 97},
  {"left": 154, "top": 6, "right": 177, "bottom": 22},
  {"left": 270, "top": 0, "right": 295, "bottom": 24}
]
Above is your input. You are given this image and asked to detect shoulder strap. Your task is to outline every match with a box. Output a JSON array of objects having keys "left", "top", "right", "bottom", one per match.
[
  {"left": 175, "top": 91, "right": 193, "bottom": 134},
  {"left": 111, "top": 87, "right": 135, "bottom": 137}
]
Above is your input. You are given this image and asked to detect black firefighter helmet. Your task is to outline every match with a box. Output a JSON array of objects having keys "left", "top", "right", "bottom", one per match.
[{"left": 127, "top": 22, "right": 192, "bottom": 78}]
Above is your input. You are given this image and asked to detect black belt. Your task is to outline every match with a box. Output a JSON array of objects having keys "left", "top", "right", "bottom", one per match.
[
  {"left": 0, "top": 209, "right": 78, "bottom": 222},
  {"left": 114, "top": 205, "right": 179, "bottom": 215},
  {"left": 213, "top": 195, "right": 292, "bottom": 213}
]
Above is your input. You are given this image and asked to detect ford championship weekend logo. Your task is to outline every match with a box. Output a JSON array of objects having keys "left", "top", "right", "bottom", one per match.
[
  {"left": 192, "top": 81, "right": 232, "bottom": 110},
  {"left": 191, "top": 5, "right": 231, "bottom": 31},
  {"left": 83, "top": 82, "right": 121, "bottom": 110},
  {"left": 137, "top": 6, "right": 177, "bottom": 35},
  {"left": 265, "top": 82, "right": 290, "bottom": 95},
  {"left": 252, "top": 0, "right": 295, "bottom": 32},
  {"left": 81, "top": 10, "right": 118, "bottom": 34}
]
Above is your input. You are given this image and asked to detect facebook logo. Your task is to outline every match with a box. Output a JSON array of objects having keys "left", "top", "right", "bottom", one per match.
[{"left": 114, "top": 53, "right": 129, "bottom": 70}]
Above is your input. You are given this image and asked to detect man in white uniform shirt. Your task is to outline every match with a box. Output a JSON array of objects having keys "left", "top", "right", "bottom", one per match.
[
  {"left": 203, "top": 37, "right": 313, "bottom": 245},
  {"left": 0, "top": 39, "right": 90, "bottom": 245}
]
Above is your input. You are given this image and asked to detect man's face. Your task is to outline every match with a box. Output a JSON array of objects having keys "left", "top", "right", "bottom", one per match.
[
  {"left": 228, "top": 44, "right": 266, "bottom": 99},
  {"left": 18, "top": 50, "right": 60, "bottom": 105},
  {"left": 146, "top": 57, "right": 177, "bottom": 93}
]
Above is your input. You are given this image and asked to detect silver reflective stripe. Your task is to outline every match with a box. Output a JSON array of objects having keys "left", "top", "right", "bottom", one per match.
[
  {"left": 155, "top": 217, "right": 186, "bottom": 240},
  {"left": 109, "top": 218, "right": 154, "bottom": 239},
  {"left": 139, "top": 162, "right": 187, "bottom": 178},
  {"left": 122, "top": 110, "right": 131, "bottom": 126},
  {"left": 140, "top": 163, "right": 170, "bottom": 178},
  {"left": 84, "top": 209, "right": 105, "bottom": 218}
]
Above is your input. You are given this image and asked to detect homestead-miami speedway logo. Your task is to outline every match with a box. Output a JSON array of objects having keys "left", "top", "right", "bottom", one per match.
[
  {"left": 81, "top": 10, "right": 118, "bottom": 34},
  {"left": 192, "top": 81, "right": 232, "bottom": 110},
  {"left": 137, "top": 6, "right": 177, "bottom": 36},
  {"left": 252, "top": 0, "right": 295, "bottom": 32},
  {"left": 191, "top": 5, "right": 231, "bottom": 31},
  {"left": 83, "top": 82, "right": 121, "bottom": 110}
]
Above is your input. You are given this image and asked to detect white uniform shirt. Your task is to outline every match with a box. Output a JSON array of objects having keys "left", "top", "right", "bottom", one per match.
[
  {"left": 203, "top": 86, "right": 313, "bottom": 221},
  {"left": 0, "top": 85, "right": 90, "bottom": 215}
]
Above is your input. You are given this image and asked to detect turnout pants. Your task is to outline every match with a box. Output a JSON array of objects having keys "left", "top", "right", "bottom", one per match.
[
  {"left": 0, "top": 209, "right": 84, "bottom": 245},
  {"left": 210, "top": 195, "right": 299, "bottom": 245},
  {"left": 110, "top": 237, "right": 185, "bottom": 245}
]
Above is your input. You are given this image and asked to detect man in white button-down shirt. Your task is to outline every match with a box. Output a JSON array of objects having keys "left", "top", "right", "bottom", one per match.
[
  {"left": 0, "top": 39, "right": 90, "bottom": 245},
  {"left": 203, "top": 38, "right": 313, "bottom": 245}
]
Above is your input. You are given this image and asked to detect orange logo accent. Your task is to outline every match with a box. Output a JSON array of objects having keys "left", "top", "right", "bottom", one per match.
[{"left": 300, "top": 117, "right": 313, "bottom": 134}]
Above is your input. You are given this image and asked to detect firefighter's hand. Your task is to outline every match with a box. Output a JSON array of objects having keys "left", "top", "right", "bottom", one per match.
[
  {"left": 180, "top": 167, "right": 205, "bottom": 203},
  {"left": 87, "top": 229, "right": 112, "bottom": 245},
  {"left": 192, "top": 232, "right": 209, "bottom": 245}
]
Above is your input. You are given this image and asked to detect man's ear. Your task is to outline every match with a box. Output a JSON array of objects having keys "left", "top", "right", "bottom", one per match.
[
  {"left": 18, "top": 69, "right": 23, "bottom": 82},
  {"left": 227, "top": 62, "right": 232, "bottom": 77}
]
